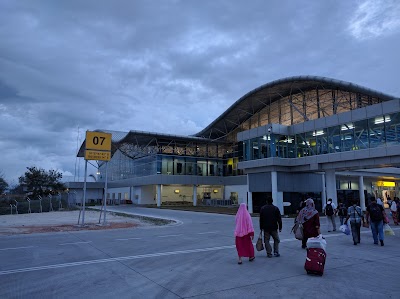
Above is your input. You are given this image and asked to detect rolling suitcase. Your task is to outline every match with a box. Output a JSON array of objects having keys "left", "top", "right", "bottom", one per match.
[{"left": 305, "top": 248, "right": 326, "bottom": 276}]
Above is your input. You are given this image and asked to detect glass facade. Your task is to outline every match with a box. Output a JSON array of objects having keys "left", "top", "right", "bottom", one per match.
[
  {"left": 99, "top": 142, "right": 244, "bottom": 181},
  {"left": 243, "top": 113, "right": 400, "bottom": 160}
]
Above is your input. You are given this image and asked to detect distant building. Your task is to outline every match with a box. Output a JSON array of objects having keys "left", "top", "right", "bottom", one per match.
[{"left": 70, "top": 76, "right": 400, "bottom": 214}]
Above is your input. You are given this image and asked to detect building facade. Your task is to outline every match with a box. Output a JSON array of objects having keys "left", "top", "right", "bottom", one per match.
[{"left": 73, "top": 76, "right": 400, "bottom": 214}]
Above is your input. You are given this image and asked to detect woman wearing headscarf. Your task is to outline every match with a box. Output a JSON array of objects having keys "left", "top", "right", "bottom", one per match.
[
  {"left": 235, "top": 203, "right": 255, "bottom": 264},
  {"left": 296, "top": 198, "right": 321, "bottom": 249}
]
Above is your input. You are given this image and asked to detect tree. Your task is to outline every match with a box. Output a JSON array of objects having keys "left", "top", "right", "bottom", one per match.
[
  {"left": 0, "top": 171, "right": 8, "bottom": 194},
  {"left": 18, "top": 166, "right": 66, "bottom": 197}
]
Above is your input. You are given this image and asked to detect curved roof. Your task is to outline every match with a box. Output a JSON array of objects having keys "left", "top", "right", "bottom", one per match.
[{"left": 194, "top": 75, "right": 398, "bottom": 139}]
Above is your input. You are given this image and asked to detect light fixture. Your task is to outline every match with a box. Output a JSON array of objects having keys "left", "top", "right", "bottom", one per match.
[
  {"left": 374, "top": 115, "right": 391, "bottom": 124},
  {"left": 312, "top": 130, "right": 324, "bottom": 136},
  {"left": 174, "top": 189, "right": 180, "bottom": 194},
  {"left": 341, "top": 123, "right": 354, "bottom": 131},
  {"left": 213, "top": 189, "right": 219, "bottom": 193}
]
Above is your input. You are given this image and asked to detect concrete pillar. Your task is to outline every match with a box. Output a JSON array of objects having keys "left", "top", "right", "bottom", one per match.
[
  {"left": 359, "top": 176, "right": 366, "bottom": 211},
  {"left": 193, "top": 185, "right": 197, "bottom": 206},
  {"left": 247, "top": 192, "right": 253, "bottom": 213},
  {"left": 156, "top": 184, "right": 162, "bottom": 207},
  {"left": 321, "top": 172, "right": 326, "bottom": 205},
  {"left": 271, "top": 171, "right": 283, "bottom": 214},
  {"left": 325, "top": 169, "right": 337, "bottom": 205},
  {"left": 246, "top": 174, "right": 253, "bottom": 213}
]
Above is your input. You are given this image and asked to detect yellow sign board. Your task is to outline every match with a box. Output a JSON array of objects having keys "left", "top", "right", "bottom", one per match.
[
  {"left": 376, "top": 181, "right": 395, "bottom": 187},
  {"left": 85, "top": 150, "right": 111, "bottom": 161},
  {"left": 86, "top": 131, "right": 112, "bottom": 151}
]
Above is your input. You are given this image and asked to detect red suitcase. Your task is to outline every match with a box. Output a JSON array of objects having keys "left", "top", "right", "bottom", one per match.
[{"left": 305, "top": 248, "right": 326, "bottom": 276}]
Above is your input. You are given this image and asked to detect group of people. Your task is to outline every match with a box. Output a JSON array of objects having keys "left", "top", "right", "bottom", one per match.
[
  {"left": 234, "top": 195, "right": 398, "bottom": 263},
  {"left": 234, "top": 198, "right": 282, "bottom": 264}
]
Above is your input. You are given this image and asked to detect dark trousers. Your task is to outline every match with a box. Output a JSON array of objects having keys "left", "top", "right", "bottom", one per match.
[
  {"left": 264, "top": 230, "right": 280, "bottom": 254},
  {"left": 350, "top": 221, "right": 361, "bottom": 243}
]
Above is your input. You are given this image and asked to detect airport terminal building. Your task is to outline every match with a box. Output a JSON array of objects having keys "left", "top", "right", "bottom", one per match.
[{"left": 72, "top": 76, "right": 400, "bottom": 214}]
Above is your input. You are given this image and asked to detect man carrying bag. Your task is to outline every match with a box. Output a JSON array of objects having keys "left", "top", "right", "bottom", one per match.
[{"left": 259, "top": 197, "right": 282, "bottom": 258}]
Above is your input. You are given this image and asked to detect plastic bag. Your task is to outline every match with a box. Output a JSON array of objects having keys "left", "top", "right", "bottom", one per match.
[
  {"left": 384, "top": 224, "right": 395, "bottom": 236},
  {"left": 339, "top": 224, "right": 350, "bottom": 235},
  {"left": 306, "top": 235, "right": 327, "bottom": 252}
]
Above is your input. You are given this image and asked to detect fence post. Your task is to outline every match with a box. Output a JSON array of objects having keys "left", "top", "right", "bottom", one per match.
[
  {"left": 14, "top": 200, "right": 18, "bottom": 214},
  {"left": 38, "top": 195, "right": 42, "bottom": 213},
  {"left": 58, "top": 192, "right": 62, "bottom": 210},
  {"left": 49, "top": 194, "right": 53, "bottom": 211},
  {"left": 26, "top": 197, "right": 31, "bottom": 213}
]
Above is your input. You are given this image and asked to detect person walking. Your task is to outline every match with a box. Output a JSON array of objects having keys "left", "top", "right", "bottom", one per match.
[
  {"left": 337, "top": 201, "right": 348, "bottom": 225},
  {"left": 296, "top": 198, "right": 321, "bottom": 249},
  {"left": 323, "top": 198, "right": 337, "bottom": 232},
  {"left": 259, "top": 197, "right": 282, "bottom": 258},
  {"left": 345, "top": 199, "right": 364, "bottom": 245},
  {"left": 365, "top": 197, "right": 386, "bottom": 246},
  {"left": 234, "top": 203, "right": 255, "bottom": 264},
  {"left": 390, "top": 197, "right": 399, "bottom": 225}
]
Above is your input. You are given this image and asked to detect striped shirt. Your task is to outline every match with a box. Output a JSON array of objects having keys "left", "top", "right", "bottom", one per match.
[{"left": 347, "top": 205, "right": 363, "bottom": 223}]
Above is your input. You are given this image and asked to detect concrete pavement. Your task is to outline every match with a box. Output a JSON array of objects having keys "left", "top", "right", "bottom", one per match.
[{"left": 0, "top": 206, "right": 399, "bottom": 298}]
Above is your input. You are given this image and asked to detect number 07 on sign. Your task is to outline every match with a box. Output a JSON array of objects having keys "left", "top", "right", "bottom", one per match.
[{"left": 84, "top": 131, "right": 112, "bottom": 161}]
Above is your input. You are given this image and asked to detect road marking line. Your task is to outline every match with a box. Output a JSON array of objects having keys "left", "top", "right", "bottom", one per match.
[
  {"left": 115, "top": 238, "right": 142, "bottom": 241},
  {"left": 59, "top": 242, "right": 92, "bottom": 246},
  {"left": 0, "top": 246, "right": 37, "bottom": 251},
  {"left": 0, "top": 245, "right": 235, "bottom": 276},
  {"left": 197, "top": 231, "right": 219, "bottom": 235},
  {"left": 1, "top": 227, "right": 399, "bottom": 276},
  {"left": 157, "top": 234, "right": 183, "bottom": 238}
]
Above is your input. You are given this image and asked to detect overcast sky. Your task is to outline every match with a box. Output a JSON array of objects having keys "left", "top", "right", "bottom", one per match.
[{"left": 1, "top": 0, "right": 400, "bottom": 185}]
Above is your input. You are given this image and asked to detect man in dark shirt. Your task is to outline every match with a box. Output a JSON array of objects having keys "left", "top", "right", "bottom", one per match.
[
  {"left": 259, "top": 197, "right": 282, "bottom": 257},
  {"left": 365, "top": 197, "right": 385, "bottom": 246}
]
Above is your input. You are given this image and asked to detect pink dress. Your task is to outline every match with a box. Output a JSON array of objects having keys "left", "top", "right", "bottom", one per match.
[
  {"left": 235, "top": 203, "right": 255, "bottom": 258},
  {"left": 235, "top": 232, "right": 255, "bottom": 257}
]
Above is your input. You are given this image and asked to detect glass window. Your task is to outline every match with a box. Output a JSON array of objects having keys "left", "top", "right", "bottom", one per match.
[
  {"left": 368, "top": 117, "right": 385, "bottom": 148},
  {"left": 353, "top": 120, "right": 368, "bottom": 150},
  {"left": 328, "top": 126, "right": 341, "bottom": 153},
  {"left": 341, "top": 123, "right": 355, "bottom": 152},
  {"left": 385, "top": 113, "right": 400, "bottom": 145},
  {"left": 251, "top": 138, "right": 259, "bottom": 160}
]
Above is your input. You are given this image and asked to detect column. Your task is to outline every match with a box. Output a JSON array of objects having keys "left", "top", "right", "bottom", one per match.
[
  {"left": 156, "top": 184, "right": 162, "bottom": 207},
  {"left": 359, "top": 176, "right": 366, "bottom": 211},
  {"left": 247, "top": 192, "right": 253, "bottom": 214},
  {"left": 325, "top": 169, "right": 337, "bottom": 205},
  {"left": 271, "top": 171, "right": 283, "bottom": 214},
  {"left": 246, "top": 174, "right": 253, "bottom": 213},
  {"left": 321, "top": 172, "right": 326, "bottom": 205},
  {"left": 193, "top": 185, "right": 197, "bottom": 207}
]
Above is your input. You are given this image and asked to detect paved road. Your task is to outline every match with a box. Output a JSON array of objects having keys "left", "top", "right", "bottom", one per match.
[{"left": 1, "top": 206, "right": 399, "bottom": 298}]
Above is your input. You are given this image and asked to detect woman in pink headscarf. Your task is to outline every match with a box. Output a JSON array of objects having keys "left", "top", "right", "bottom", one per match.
[{"left": 235, "top": 203, "right": 255, "bottom": 264}]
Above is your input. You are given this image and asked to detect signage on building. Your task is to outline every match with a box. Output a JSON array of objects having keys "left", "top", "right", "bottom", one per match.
[{"left": 85, "top": 131, "right": 112, "bottom": 161}]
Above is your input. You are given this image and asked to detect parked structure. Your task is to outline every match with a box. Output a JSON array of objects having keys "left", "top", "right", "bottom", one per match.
[{"left": 70, "top": 76, "right": 400, "bottom": 214}]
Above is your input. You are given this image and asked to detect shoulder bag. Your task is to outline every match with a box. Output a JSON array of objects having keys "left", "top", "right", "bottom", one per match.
[{"left": 256, "top": 231, "right": 264, "bottom": 251}]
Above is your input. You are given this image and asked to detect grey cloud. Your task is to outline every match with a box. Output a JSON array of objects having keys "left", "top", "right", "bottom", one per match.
[{"left": 0, "top": 0, "right": 399, "bottom": 182}]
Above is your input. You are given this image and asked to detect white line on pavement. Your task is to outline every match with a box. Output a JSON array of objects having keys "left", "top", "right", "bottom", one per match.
[
  {"left": 0, "top": 245, "right": 236, "bottom": 276},
  {"left": 1, "top": 227, "right": 399, "bottom": 276},
  {"left": 157, "top": 234, "right": 183, "bottom": 238},
  {"left": 59, "top": 242, "right": 92, "bottom": 246},
  {"left": 197, "top": 231, "right": 219, "bottom": 235},
  {"left": 115, "top": 238, "right": 142, "bottom": 241},
  {"left": 0, "top": 246, "right": 37, "bottom": 251}
]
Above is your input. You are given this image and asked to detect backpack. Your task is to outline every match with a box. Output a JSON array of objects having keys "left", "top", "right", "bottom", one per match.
[
  {"left": 338, "top": 205, "right": 347, "bottom": 216},
  {"left": 369, "top": 204, "right": 383, "bottom": 222},
  {"left": 325, "top": 203, "right": 334, "bottom": 216}
]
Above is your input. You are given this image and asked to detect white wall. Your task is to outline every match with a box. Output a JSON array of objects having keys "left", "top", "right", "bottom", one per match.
[
  {"left": 141, "top": 185, "right": 156, "bottom": 204},
  {"left": 161, "top": 185, "right": 193, "bottom": 203},
  {"left": 224, "top": 185, "right": 248, "bottom": 204}
]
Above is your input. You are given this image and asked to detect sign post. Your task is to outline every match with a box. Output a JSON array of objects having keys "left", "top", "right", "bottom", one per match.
[{"left": 81, "top": 131, "right": 111, "bottom": 226}]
